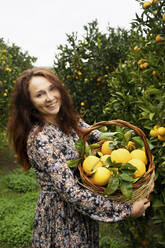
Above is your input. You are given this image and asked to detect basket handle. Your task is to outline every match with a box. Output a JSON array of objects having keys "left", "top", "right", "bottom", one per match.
[{"left": 82, "top": 120, "right": 153, "bottom": 166}]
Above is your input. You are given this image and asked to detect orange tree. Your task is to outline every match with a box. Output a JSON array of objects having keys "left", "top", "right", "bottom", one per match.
[
  {"left": 103, "top": 0, "right": 165, "bottom": 247},
  {"left": 0, "top": 38, "right": 37, "bottom": 130},
  {"left": 53, "top": 20, "right": 132, "bottom": 124}
]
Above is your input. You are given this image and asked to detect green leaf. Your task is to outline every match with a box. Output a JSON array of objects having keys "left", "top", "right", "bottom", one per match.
[
  {"left": 104, "top": 176, "right": 119, "bottom": 195},
  {"left": 119, "top": 173, "right": 135, "bottom": 182},
  {"left": 89, "top": 143, "right": 100, "bottom": 149},
  {"left": 102, "top": 156, "right": 112, "bottom": 167},
  {"left": 97, "top": 37, "right": 101, "bottom": 49},
  {"left": 109, "top": 168, "right": 118, "bottom": 175},
  {"left": 67, "top": 158, "right": 82, "bottom": 168},
  {"left": 124, "top": 130, "right": 132, "bottom": 143},
  {"left": 121, "top": 163, "right": 137, "bottom": 172},
  {"left": 146, "top": 138, "right": 154, "bottom": 150},
  {"left": 98, "top": 126, "right": 108, "bottom": 132},
  {"left": 107, "top": 160, "right": 122, "bottom": 168},
  {"left": 109, "top": 140, "right": 119, "bottom": 149},
  {"left": 84, "top": 144, "right": 91, "bottom": 157},
  {"left": 132, "top": 177, "right": 140, "bottom": 183},
  {"left": 99, "top": 132, "right": 119, "bottom": 139},
  {"left": 120, "top": 181, "right": 132, "bottom": 199},
  {"left": 132, "top": 136, "right": 144, "bottom": 147},
  {"left": 149, "top": 113, "right": 155, "bottom": 120},
  {"left": 75, "top": 138, "right": 84, "bottom": 154}
]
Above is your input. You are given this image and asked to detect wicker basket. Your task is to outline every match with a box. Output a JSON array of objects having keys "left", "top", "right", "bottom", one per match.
[{"left": 78, "top": 120, "right": 155, "bottom": 203}]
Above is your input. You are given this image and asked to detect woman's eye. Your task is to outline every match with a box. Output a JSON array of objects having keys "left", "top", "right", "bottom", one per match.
[
  {"left": 36, "top": 92, "right": 44, "bottom": 97},
  {"left": 50, "top": 86, "right": 56, "bottom": 91}
]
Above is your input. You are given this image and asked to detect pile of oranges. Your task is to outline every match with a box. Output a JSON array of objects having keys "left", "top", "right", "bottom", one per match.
[
  {"left": 150, "top": 125, "right": 165, "bottom": 141},
  {"left": 82, "top": 140, "right": 147, "bottom": 187}
]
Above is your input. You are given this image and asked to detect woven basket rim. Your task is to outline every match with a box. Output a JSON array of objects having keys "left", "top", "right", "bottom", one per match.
[{"left": 78, "top": 119, "right": 155, "bottom": 203}]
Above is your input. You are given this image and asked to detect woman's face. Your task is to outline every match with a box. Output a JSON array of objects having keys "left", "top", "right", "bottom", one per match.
[{"left": 29, "top": 76, "right": 62, "bottom": 124}]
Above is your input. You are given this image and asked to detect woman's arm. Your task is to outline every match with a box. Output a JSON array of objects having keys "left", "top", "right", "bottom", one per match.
[
  {"left": 28, "top": 129, "right": 149, "bottom": 223},
  {"left": 78, "top": 119, "right": 101, "bottom": 143},
  {"left": 28, "top": 132, "right": 132, "bottom": 223}
]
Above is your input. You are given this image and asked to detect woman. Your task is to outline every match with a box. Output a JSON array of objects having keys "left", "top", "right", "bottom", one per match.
[{"left": 8, "top": 68, "right": 151, "bottom": 248}]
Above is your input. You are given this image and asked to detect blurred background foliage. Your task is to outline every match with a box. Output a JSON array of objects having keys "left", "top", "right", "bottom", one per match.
[{"left": 0, "top": 38, "right": 36, "bottom": 129}]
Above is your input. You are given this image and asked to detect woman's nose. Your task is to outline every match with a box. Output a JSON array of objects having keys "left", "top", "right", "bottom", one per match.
[{"left": 46, "top": 92, "right": 54, "bottom": 101}]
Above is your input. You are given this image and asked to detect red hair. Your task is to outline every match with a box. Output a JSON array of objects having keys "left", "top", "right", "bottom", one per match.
[{"left": 8, "top": 68, "right": 86, "bottom": 170}]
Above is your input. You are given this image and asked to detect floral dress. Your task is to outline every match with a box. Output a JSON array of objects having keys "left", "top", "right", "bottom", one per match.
[{"left": 27, "top": 121, "right": 132, "bottom": 248}]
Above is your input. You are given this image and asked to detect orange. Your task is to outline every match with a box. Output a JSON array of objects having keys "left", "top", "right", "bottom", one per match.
[
  {"left": 150, "top": 129, "right": 158, "bottom": 137},
  {"left": 131, "top": 149, "right": 147, "bottom": 165},
  {"left": 90, "top": 167, "right": 111, "bottom": 186},
  {"left": 111, "top": 148, "right": 132, "bottom": 164},
  {"left": 157, "top": 127, "right": 165, "bottom": 136},
  {"left": 101, "top": 141, "right": 113, "bottom": 155},
  {"left": 83, "top": 155, "right": 102, "bottom": 175},
  {"left": 128, "top": 159, "right": 146, "bottom": 178}
]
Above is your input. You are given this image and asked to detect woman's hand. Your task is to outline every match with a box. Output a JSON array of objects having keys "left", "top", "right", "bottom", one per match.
[
  {"left": 130, "top": 198, "right": 150, "bottom": 217},
  {"left": 131, "top": 171, "right": 155, "bottom": 218}
]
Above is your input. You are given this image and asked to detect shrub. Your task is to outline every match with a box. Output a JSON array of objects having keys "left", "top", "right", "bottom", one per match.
[
  {"left": 0, "top": 129, "right": 8, "bottom": 151},
  {"left": 3, "top": 168, "right": 38, "bottom": 193},
  {"left": 103, "top": 0, "right": 165, "bottom": 246},
  {"left": 0, "top": 38, "right": 37, "bottom": 130},
  {"left": 99, "top": 223, "right": 129, "bottom": 248},
  {"left": 0, "top": 192, "right": 39, "bottom": 248},
  {"left": 99, "top": 236, "right": 128, "bottom": 248},
  {"left": 53, "top": 20, "right": 131, "bottom": 124}
]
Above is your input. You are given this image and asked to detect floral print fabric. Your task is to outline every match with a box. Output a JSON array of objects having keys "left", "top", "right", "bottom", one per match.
[{"left": 27, "top": 121, "right": 132, "bottom": 248}]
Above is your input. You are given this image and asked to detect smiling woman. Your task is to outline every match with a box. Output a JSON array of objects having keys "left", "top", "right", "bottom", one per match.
[{"left": 7, "top": 68, "right": 151, "bottom": 248}]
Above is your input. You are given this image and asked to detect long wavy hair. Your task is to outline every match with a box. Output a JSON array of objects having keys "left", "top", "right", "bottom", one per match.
[{"left": 8, "top": 68, "right": 86, "bottom": 170}]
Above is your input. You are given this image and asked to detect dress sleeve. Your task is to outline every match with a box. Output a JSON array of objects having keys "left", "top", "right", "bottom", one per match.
[
  {"left": 78, "top": 119, "right": 101, "bottom": 144},
  {"left": 31, "top": 133, "right": 132, "bottom": 223}
]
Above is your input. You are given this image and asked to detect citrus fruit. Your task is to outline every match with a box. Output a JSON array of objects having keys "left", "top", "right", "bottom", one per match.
[
  {"left": 162, "top": 13, "right": 165, "bottom": 21},
  {"left": 143, "top": 62, "right": 149, "bottom": 68},
  {"left": 154, "top": 125, "right": 159, "bottom": 130},
  {"left": 82, "top": 155, "right": 102, "bottom": 175},
  {"left": 138, "top": 59, "right": 143, "bottom": 65},
  {"left": 90, "top": 167, "right": 111, "bottom": 186},
  {"left": 101, "top": 141, "right": 113, "bottom": 155},
  {"left": 126, "top": 141, "right": 136, "bottom": 151},
  {"left": 111, "top": 148, "right": 132, "bottom": 164},
  {"left": 158, "top": 135, "right": 165, "bottom": 141},
  {"left": 150, "top": 129, "right": 158, "bottom": 137},
  {"left": 134, "top": 45, "right": 140, "bottom": 51},
  {"left": 157, "top": 127, "right": 165, "bottom": 136},
  {"left": 131, "top": 149, "right": 147, "bottom": 165},
  {"left": 128, "top": 159, "right": 146, "bottom": 178},
  {"left": 156, "top": 34, "right": 163, "bottom": 42},
  {"left": 143, "top": 1, "right": 152, "bottom": 8}
]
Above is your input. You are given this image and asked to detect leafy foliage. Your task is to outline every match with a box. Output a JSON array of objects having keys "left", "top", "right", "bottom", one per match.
[
  {"left": 3, "top": 168, "right": 39, "bottom": 193},
  {"left": 0, "top": 192, "right": 39, "bottom": 248},
  {"left": 0, "top": 164, "right": 39, "bottom": 248},
  {"left": 99, "top": 222, "right": 129, "bottom": 248},
  {"left": 0, "top": 38, "right": 37, "bottom": 130},
  {"left": 53, "top": 20, "right": 131, "bottom": 123},
  {"left": 103, "top": 0, "right": 165, "bottom": 246}
]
